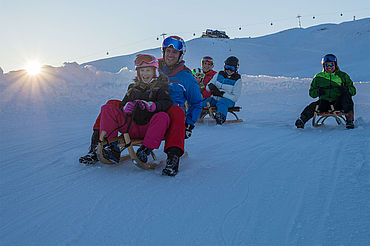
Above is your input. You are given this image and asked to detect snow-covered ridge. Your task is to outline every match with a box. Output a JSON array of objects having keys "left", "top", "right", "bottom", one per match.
[{"left": 83, "top": 18, "right": 370, "bottom": 81}]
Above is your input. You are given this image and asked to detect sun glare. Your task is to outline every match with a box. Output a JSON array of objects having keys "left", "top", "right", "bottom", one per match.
[{"left": 25, "top": 61, "right": 42, "bottom": 75}]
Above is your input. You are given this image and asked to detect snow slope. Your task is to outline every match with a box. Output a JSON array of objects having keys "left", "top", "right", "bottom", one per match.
[
  {"left": 1, "top": 19, "right": 370, "bottom": 246},
  {"left": 83, "top": 18, "right": 370, "bottom": 81},
  {"left": 1, "top": 71, "right": 369, "bottom": 245}
]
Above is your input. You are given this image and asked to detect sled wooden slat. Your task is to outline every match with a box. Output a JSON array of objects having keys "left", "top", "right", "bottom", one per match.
[
  {"left": 123, "top": 133, "right": 158, "bottom": 169},
  {"left": 97, "top": 131, "right": 159, "bottom": 169},
  {"left": 199, "top": 103, "right": 243, "bottom": 124},
  {"left": 312, "top": 105, "right": 349, "bottom": 127}
]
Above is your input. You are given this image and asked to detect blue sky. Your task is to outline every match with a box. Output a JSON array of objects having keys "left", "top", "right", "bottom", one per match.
[{"left": 1, "top": 0, "right": 369, "bottom": 72}]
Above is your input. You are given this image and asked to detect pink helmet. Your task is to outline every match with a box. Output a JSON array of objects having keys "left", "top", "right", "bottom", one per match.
[{"left": 134, "top": 54, "right": 159, "bottom": 78}]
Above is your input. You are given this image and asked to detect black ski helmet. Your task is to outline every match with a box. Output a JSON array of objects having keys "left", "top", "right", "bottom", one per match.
[{"left": 225, "top": 56, "right": 239, "bottom": 67}]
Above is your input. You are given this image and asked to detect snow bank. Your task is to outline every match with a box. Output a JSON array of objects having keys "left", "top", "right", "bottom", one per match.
[
  {"left": 0, "top": 63, "right": 135, "bottom": 115},
  {"left": 242, "top": 74, "right": 311, "bottom": 92}
]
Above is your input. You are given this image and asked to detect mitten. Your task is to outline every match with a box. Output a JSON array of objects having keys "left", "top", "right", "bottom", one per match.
[
  {"left": 123, "top": 101, "right": 136, "bottom": 114},
  {"left": 136, "top": 100, "right": 157, "bottom": 112}
]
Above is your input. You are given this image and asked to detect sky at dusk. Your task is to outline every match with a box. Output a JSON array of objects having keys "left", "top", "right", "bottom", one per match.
[{"left": 1, "top": 0, "right": 369, "bottom": 72}]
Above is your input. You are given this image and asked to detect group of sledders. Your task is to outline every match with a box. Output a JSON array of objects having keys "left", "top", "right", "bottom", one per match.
[{"left": 79, "top": 35, "right": 357, "bottom": 176}]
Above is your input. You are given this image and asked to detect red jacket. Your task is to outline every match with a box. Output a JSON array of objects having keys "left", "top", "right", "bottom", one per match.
[{"left": 202, "top": 70, "right": 217, "bottom": 98}]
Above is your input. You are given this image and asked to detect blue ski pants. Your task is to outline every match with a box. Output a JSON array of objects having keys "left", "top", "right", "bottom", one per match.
[{"left": 202, "top": 97, "right": 235, "bottom": 117}]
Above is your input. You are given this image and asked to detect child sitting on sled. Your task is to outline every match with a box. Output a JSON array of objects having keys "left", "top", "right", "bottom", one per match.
[
  {"left": 201, "top": 56, "right": 242, "bottom": 125},
  {"left": 82, "top": 54, "right": 172, "bottom": 164},
  {"left": 192, "top": 56, "right": 217, "bottom": 99}
]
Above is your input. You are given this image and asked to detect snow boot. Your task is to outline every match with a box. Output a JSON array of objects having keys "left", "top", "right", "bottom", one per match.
[
  {"left": 295, "top": 117, "right": 305, "bottom": 129},
  {"left": 346, "top": 121, "right": 354, "bottom": 129},
  {"left": 79, "top": 129, "right": 99, "bottom": 165},
  {"left": 102, "top": 141, "right": 121, "bottom": 164},
  {"left": 214, "top": 112, "right": 226, "bottom": 125},
  {"left": 345, "top": 112, "right": 354, "bottom": 129},
  {"left": 79, "top": 150, "right": 98, "bottom": 165},
  {"left": 162, "top": 152, "right": 180, "bottom": 176},
  {"left": 136, "top": 145, "right": 152, "bottom": 163}
]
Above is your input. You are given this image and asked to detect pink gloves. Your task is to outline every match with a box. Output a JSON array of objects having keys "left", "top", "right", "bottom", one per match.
[
  {"left": 123, "top": 100, "right": 156, "bottom": 114},
  {"left": 123, "top": 101, "right": 136, "bottom": 114}
]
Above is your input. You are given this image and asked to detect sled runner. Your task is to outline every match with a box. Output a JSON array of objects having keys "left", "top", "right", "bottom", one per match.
[
  {"left": 199, "top": 103, "right": 243, "bottom": 124},
  {"left": 312, "top": 105, "right": 349, "bottom": 127},
  {"left": 97, "top": 131, "right": 159, "bottom": 169}
]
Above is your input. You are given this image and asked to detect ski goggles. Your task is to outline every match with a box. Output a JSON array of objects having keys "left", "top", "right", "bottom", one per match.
[
  {"left": 135, "top": 54, "right": 156, "bottom": 66},
  {"left": 163, "top": 37, "right": 184, "bottom": 51},
  {"left": 322, "top": 54, "right": 337, "bottom": 63},
  {"left": 224, "top": 64, "right": 237, "bottom": 72},
  {"left": 202, "top": 57, "right": 214, "bottom": 63},
  {"left": 324, "top": 62, "right": 335, "bottom": 67}
]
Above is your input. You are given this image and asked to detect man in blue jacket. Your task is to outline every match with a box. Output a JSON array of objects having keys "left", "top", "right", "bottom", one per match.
[
  {"left": 159, "top": 36, "right": 202, "bottom": 176},
  {"left": 79, "top": 36, "right": 201, "bottom": 177}
]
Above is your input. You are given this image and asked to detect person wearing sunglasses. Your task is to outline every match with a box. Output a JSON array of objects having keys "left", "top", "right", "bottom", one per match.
[
  {"left": 192, "top": 56, "right": 217, "bottom": 98},
  {"left": 79, "top": 54, "right": 172, "bottom": 165},
  {"left": 202, "top": 56, "right": 242, "bottom": 125},
  {"left": 158, "top": 36, "right": 203, "bottom": 176},
  {"left": 295, "top": 54, "right": 356, "bottom": 129}
]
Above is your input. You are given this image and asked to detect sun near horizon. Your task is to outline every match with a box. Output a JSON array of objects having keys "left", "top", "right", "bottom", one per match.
[{"left": 25, "top": 60, "right": 42, "bottom": 75}]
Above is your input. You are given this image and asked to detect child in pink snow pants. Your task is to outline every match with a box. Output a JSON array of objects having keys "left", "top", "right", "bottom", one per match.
[
  {"left": 98, "top": 54, "right": 173, "bottom": 164},
  {"left": 100, "top": 104, "right": 169, "bottom": 150}
]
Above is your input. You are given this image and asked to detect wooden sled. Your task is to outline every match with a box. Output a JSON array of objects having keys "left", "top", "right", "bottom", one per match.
[
  {"left": 199, "top": 103, "right": 243, "bottom": 124},
  {"left": 312, "top": 105, "right": 349, "bottom": 127},
  {"left": 97, "top": 131, "right": 159, "bottom": 169}
]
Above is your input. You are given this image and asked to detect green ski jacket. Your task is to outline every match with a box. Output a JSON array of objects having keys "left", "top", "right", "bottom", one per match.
[{"left": 309, "top": 67, "right": 356, "bottom": 102}]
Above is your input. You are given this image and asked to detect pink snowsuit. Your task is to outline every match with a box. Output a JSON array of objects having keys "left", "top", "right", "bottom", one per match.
[
  {"left": 100, "top": 104, "right": 170, "bottom": 149},
  {"left": 99, "top": 76, "right": 173, "bottom": 150}
]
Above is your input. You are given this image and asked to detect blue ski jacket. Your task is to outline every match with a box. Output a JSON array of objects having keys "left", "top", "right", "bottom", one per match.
[{"left": 159, "top": 59, "right": 202, "bottom": 126}]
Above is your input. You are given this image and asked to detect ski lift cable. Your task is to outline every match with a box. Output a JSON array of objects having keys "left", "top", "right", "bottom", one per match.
[
  {"left": 74, "top": 35, "right": 158, "bottom": 62},
  {"left": 74, "top": 8, "right": 369, "bottom": 63}
]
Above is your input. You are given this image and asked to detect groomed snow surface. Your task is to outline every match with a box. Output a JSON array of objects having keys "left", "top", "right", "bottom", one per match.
[{"left": 1, "top": 66, "right": 369, "bottom": 245}]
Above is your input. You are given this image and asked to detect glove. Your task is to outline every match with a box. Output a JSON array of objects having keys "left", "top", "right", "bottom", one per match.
[
  {"left": 123, "top": 101, "right": 136, "bottom": 114},
  {"left": 135, "top": 100, "right": 157, "bottom": 112},
  {"left": 208, "top": 83, "right": 224, "bottom": 97},
  {"left": 317, "top": 88, "right": 325, "bottom": 96},
  {"left": 214, "top": 91, "right": 225, "bottom": 97},
  {"left": 208, "top": 83, "right": 217, "bottom": 93},
  {"left": 185, "top": 123, "right": 195, "bottom": 139}
]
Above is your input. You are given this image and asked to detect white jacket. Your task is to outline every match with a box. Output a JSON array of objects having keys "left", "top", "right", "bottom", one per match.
[{"left": 206, "top": 71, "right": 242, "bottom": 102}]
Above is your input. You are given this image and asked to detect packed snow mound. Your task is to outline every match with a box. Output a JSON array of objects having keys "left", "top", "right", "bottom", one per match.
[
  {"left": 0, "top": 62, "right": 135, "bottom": 115},
  {"left": 83, "top": 18, "right": 370, "bottom": 81}
]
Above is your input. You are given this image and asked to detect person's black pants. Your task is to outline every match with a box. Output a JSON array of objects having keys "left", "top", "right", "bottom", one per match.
[{"left": 299, "top": 91, "right": 354, "bottom": 123}]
